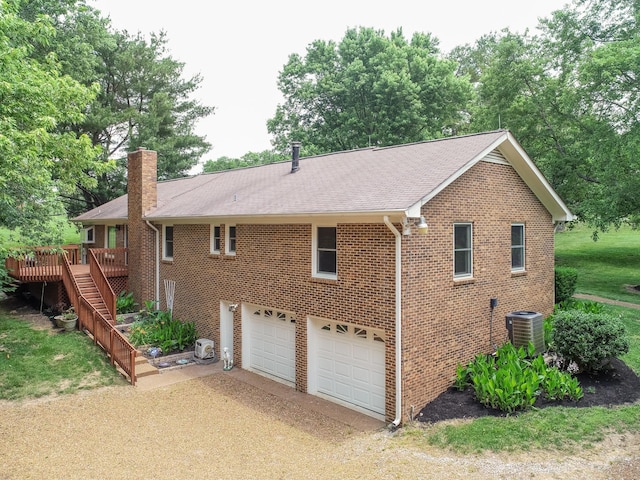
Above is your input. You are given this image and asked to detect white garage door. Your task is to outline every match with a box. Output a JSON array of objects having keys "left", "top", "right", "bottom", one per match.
[
  {"left": 312, "top": 320, "right": 386, "bottom": 416},
  {"left": 245, "top": 307, "right": 296, "bottom": 384}
]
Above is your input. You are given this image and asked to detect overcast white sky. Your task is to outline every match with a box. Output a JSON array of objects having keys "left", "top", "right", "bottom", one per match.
[{"left": 90, "top": 0, "right": 567, "bottom": 163}]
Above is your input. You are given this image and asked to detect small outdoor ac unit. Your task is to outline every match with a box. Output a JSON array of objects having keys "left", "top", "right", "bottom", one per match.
[
  {"left": 506, "top": 311, "right": 545, "bottom": 354},
  {"left": 194, "top": 338, "right": 215, "bottom": 359}
]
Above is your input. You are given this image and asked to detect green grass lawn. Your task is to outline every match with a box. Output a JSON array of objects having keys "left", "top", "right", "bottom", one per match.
[
  {"left": 0, "top": 221, "right": 81, "bottom": 248},
  {"left": 555, "top": 223, "right": 640, "bottom": 303},
  {"left": 0, "top": 313, "right": 124, "bottom": 400}
]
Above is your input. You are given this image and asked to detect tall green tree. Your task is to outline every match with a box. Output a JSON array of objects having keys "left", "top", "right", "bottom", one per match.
[
  {"left": 267, "top": 27, "right": 473, "bottom": 155},
  {"left": 466, "top": 0, "right": 640, "bottom": 232},
  {"left": 0, "top": 0, "right": 104, "bottom": 244},
  {"left": 16, "top": 0, "right": 213, "bottom": 213}
]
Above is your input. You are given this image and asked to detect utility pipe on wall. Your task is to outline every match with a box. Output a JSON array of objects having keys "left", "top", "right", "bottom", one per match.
[
  {"left": 145, "top": 220, "right": 160, "bottom": 309},
  {"left": 383, "top": 216, "right": 403, "bottom": 429}
]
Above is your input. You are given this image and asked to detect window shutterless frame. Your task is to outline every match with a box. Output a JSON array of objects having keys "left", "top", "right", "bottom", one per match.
[
  {"left": 453, "top": 223, "right": 473, "bottom": 278},
  {"left": 225, "top": 224, "right": 236, "bottom": 255},
  {"left": 162, "top": 225, "right": 174, "bottom": 260},
  {"left": 312, "top": 225, "right": 337, "bottom": 279},
  {"left": 210, "top": 225, "right": 221, "bottom": 254},
  {"left": 84, "top": 226, "right": 95, "bottom": 243},
  {"left": 511, "top": 223, "right": 525, "bottom": 271}
]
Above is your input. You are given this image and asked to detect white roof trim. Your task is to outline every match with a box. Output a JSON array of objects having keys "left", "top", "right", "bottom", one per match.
[
  {"left": 407, "top": 132, "right": 510, "bottom": 214},
  {"left": 144, "top": 210, "right": 411, "bottom": 225},
  {"left": 406, "top": 131, "right": 575, "bottom": 223},
  {"left": 501, "top": 131, "right": 575, "bottom": 222}
]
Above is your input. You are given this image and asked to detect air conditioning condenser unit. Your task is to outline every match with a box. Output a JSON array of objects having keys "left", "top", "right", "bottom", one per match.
[{"left": 505, "top": 311, "right": 545, "bottom": 354}]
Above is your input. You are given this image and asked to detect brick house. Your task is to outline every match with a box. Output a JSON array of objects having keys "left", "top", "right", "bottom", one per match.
[{"left": 75, "top": 130, "right": 573, "bottom": 424}]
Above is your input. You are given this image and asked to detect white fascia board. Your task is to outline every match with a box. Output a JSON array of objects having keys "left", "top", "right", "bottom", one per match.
[
  {"left": 406, "top": 132, "right": 510, "bottom": 215},
  {"left": 501, "top": 131, "right": 576, "bottom": 222},
  {"left": 405, "top": 132, "right": 575, "bottom": 223},
  {"left": 144, "top": 210, "right": 410, "bottom": 225}
]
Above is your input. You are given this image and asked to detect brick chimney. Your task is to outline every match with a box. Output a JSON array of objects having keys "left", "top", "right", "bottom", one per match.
[{"left": 127, "top": 148, "right": 157, "bottom": 306}]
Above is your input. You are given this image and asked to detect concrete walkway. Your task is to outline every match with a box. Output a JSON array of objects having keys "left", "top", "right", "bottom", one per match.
[
  {"left": 136, "top": 360, "right": 385, "bottom": 432},
  {"left": 574, "top": 293, "right": 640, "bottom": 310}
]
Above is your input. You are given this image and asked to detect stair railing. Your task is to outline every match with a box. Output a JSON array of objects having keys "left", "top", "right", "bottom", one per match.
[
  {"left": 60, "top": 250, "right": 80, "bottom": 314},
  {"left": 62, "top": 250, "right": 137, "bottom": 385},
  {"left": 88, "top": 249, "right": 116, "bottom": 323},
  {"left": 78, "top": 296, "right": 137, "bottom": 385}
]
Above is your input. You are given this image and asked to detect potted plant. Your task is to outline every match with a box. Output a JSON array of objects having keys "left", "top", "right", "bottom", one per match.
[{"left": 59, "top": 307, "right": 78, "bottom": 332}]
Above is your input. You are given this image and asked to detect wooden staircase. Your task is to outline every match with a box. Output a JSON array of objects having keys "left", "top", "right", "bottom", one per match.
[
  {"left": 73, "top": 270, "right": 114, "bottom": 323},
  {"left": 67, "top": 265, "right": 159, "bottom": 380}
]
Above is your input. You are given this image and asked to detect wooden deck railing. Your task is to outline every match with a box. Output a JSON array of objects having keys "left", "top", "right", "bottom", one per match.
[
  {"left": 90, "top": 248, "right": 128, "bottom": 276},
  {"left": 78, "top": 296, "right": 137, "bottom": 385},
  {"left": 88, "top": 250, "right": 117, "bottom": 322},
  {"left": 5, "top": 245, "right": 80, "bottom": 282}
]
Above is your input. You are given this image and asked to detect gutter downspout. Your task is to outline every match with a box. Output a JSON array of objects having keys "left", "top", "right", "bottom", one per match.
[
  {"left": 383, "top": 216, "right": 402, "bottom": 429},
  {"left": 145, "top": 220, "right": 160, "bottom": 309}
]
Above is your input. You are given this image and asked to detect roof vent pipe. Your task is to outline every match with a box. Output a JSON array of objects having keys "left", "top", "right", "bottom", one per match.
[{"left": 291, "top": 141, "right": 301, "bottom": 173}]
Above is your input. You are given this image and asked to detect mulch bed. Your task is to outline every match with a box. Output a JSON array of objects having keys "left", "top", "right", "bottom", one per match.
[{"left": 417, "top": 357, "right": 640, "bottom": 423}]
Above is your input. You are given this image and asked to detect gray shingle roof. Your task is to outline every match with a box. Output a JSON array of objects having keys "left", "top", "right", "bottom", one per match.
[{"left": 74, "top": 130, "right": 574, "bottom": 223}]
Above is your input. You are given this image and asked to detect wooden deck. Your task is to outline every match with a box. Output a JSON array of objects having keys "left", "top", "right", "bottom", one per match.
[
  {"left": 5, "top": 245, "right": 138, "bottom": 385},
  {"left": 6, "top": 246, "right": 127, "bottom": 282}
]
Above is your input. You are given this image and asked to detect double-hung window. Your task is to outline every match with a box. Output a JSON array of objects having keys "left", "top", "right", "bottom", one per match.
[
  {"left": 225, "top": 225, "right": 236, "bottom": 255},
  {"left": 454, "top": 223, "right": 473, "bottom": 278},
  {"left": 211, "top": 225, "right": 221, "bottom": 254},
  {"left": 511, "top": 224, "right": 525, "bottom": 271},
  {"left": 314, "top": 226, "right": 337, "bottom": 278},
  {"left": 163, "top": 225, "right": 174, "bottom": 260}
]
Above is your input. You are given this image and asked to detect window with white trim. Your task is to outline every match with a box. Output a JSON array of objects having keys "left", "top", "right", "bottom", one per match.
[
  {"left": 163, "top": 225, "right": 174, "bottom": 260},
  {"left": 210, "top": 225, "right": 221, "bottom": 254},
  {"left": 84, "top": 226, "right": 95, "bottom": 244},
  {"left": 454, "top": 223, "right": 472, "bottom": 278},
  {"left": 511, "top": 224, "right": 525, "bottom": 271},
  {"left": 225, "top": 225, "right": 236, "bottom": 255},
  {"left": 313, "top": 225, "right": 337, "bottom": 278}
]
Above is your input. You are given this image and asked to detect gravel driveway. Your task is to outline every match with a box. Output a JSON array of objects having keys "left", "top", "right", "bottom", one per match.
[
  {"left": 2, "top": 369, "right": 639, "bottom": 480},
  {"left": 1, "top": 295, "right": 638, "bottom": 479}
]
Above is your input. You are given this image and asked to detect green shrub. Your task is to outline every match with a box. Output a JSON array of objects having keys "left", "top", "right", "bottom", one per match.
[
  {"left": 552, "top": 310, "right": 630, "bottom": 373},
  {"left": 555, "top": 266, "right": 578, "bottom": 304},
  {"left": 556, "top": 298, "right": 605, "bottom": 314},
  {"left": 457, "top": 342, "right": 583, "bottom": 413},
  {"left": 116, "top": 291, "right": 138, "bottom": 314},
  {"left": 545, "top": 299, "right": 605, "bottom": 350},
  {"left": 128, "top": 308, "right": 197, "bottom": 353}
]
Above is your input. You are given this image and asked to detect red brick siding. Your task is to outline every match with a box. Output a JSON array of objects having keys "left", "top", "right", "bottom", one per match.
[
  {"left": 158, "top": 223, "right": 397, "bottom": 416},
  {"left": 132, "top": 159, "right": 555, "bottom": 422},
  {"left": 127, "top": 149, "right": 157, "bottom": 305},
  {"left": 401, "top": 161, "right": 554, "bottom": 413}
]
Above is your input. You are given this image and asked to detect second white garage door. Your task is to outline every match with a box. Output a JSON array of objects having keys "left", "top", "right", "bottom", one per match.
[
  {"left": 243, "top": 306, "right": 296, "bottom": 384},
  {"left": 309, "top": 319, "right": 386, "bottom": 417}
]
